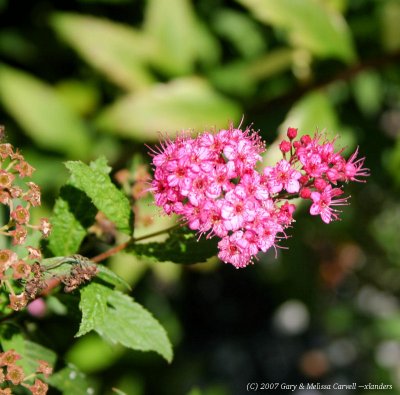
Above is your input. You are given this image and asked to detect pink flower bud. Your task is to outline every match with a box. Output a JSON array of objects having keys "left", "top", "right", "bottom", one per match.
[
  {"left": 287, "top": 127, "right": 298, "bottom": 140},
  {"left": 279, "top": 140, "right": 291, "bottom": 153},
  {"left": 300, "top": 187, "right": 312, "bottom": 199},
  {"left": 299, "top": 175, "right": 309, "bottom": 185},
  {"left": 293, "top": 141, "right": 301, "bottom": 150},
  {"left": 301, "top": 135, "right": 312, "bottom": 145}
]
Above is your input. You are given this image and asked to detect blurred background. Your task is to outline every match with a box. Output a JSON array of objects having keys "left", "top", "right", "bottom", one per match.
[{"left": 1, "top": 0, "right": 400, "bottom": 394}]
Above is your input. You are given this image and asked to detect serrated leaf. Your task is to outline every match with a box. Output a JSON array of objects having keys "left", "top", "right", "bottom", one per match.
[
  {"left": 131, "top": 226, "right": 218, "bottom": 265},
  {"left": 51, "top": 13, "right": 155, "bottom": 91},
  {"left": 96, "top": 264, "right": 131, "bottom": 291},
  {"left": 47, "top": 186, "right": 97, "bottom": 256},
  {"left": 0, "top": 326, "right": 56, "bottom": 376},
  {"left": 77, "top": 283, "right": 173, "bottom": 362},
  {"left": 0, "top": 65, "right": 91, "bottom": 158},
  {"left": 65, "top": 157, "right": 133, "bottom": 234},
  {"left": 76, "top": 284, "right": 109, "bottom": 337},
  {"left": 48, "top": 364, "right": 93, "bottom": 395},
  {"left": 96, "top": 77, "right": 241, "bottom": 142},
  {"left": 236, "top": 0, "right": 356, "bottom": 62}
]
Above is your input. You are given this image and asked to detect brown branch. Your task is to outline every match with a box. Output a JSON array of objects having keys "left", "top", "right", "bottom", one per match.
[
  {"left": 91, "top": 239, "right": 131, "bottom": 263},
  {"left": 90, "top": 223, "right": 180, "bottom": 263}
]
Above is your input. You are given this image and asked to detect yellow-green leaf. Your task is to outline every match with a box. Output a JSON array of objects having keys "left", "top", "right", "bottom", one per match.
[
  {"left": 236, "top": 0, "right": 356, "bottom": 62},
  {"left": 96, "top": 78, "right": 241, "bottom": 142},
  {"left": 51, "top": 13, "right": 155, "bottom": 90},
  {"left": 0, "top": 65, "right": 91, "bottom": 158}
]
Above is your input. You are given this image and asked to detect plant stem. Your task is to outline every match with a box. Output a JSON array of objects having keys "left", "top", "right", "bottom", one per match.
[{"left": 91, "top": 223, "right": 180, "bottom": 263}]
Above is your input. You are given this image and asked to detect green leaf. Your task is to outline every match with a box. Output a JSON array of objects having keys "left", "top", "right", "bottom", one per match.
[
  {"left": 143, "top": 0, "right": 218, "bottom": 76},
  {"left": 387, "top": 138, "right": 400, "bottom": 186},
  {"left": 113, "top": 389, "right": 128, "bottom": 395},
  {"left": 211, "top": 49, "right": 293, "bottom": 97},
  {"left": 212, "top": 9, "right": 267, "bottom": 59},
  {"left": 187, "top": 389, "right": 203, "bottom": 395},
  {"left": 0, "top": 65, "right": 91, "bottom": 158},
  {"left": 96, "top": 264, "right": 131, "bottom": 291},
  {"left": 375, "top": 315, "right": 400, "bottom": 340},
  {"left": 76, "top": 284, "right": 109, "bottom": 337},
  {"left": 66, "top": 333, "right": 123, "bottom": 373},
  {"left": 47, "top": 364, "right": 93, "bottom": 395},
  {"left": 65, "top": 157, "right": 133, "bottom": 234},
  {"left": 51, "top": 13, "right": 155, "bottom": 91},
  {"left": 47, "top": 186, "right": 97, "bottom": 256},
  {"left": 352, "top": 71, "right": 383, "bottom": 116},
  {"left": 56, "top": 79, "right": 100, "bottom": 116},
  {"left": 280, "top": 91, "right": 339, "bottom": 135},
  {"left": 130, "top": 226, "right": 219, "bottom": 265},
  {"left": 77, "top": 283, "right": 173, "bottom": 362},
  {"left": 380, "top": 1, "right": 400, "bottom": 52},
  {"left": 236, "top": 0, "right": 356, "bottom": 62},
  {"left": 96, "top": 77, "right": 242, "bottom": 142},
  {"left": 0, "top": 326, "right": 57, "bottom": 376}
]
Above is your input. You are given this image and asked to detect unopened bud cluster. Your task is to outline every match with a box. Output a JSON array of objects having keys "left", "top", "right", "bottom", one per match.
[
  {"left": 149, "top": 125, "right": 369, "bottom": 268},
  {"left": 0, "top": 139, "right": 51, "bottom": 310}
]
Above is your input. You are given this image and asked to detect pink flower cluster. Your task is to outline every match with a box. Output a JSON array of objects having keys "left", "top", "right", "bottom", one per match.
[{"left": 149, "top": 125, "right": 369, "bottom": 268}]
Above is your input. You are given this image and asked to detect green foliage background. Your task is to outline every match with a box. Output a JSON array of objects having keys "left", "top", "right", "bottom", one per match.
[{"left": 1, "top": 0, "right": 400, "bottom": 394}]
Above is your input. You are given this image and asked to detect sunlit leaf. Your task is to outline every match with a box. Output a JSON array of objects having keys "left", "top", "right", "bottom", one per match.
[
  {"left": 51, "top": 13, "right": 155, "bottom": 90},
  {"left": 96, "top": 77, "right": 241, "bottom": 142},
  {"left": 66, "top": 157, "right": 133, "bottom": 234},
  {"left": 143, "top": 0, "right": 219, "bottom": 76},
  {"left": 77, "top": 283, "right": 173, "bottom": 362},
  {"left": 47, "top": 186, "right": 97, "bottom": 257},
  {"left": 236, "top": 0, "right": 356, "bottom": 62},
  {"left": 0, "top": 65, "right": 91, "bottom": 158}
]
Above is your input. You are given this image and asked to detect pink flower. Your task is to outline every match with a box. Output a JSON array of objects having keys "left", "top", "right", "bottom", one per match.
[
  {"left": 310, "top": 185, "right": 348, "bottom": 223},
  {"left": 221, "top": 188, "right": 256, "bottom": 231},
  {"left": 149, "top": 124, "right": 369, "bottom": 268},
  {"left": 300, "top": 153, "right": 329, "bottom": 178},
  {"left": 341, "top": 147, "right": 370, "bottom": 182},
  {"left": 218, "top": 231, "right": 251, "bottom": 268},
  {"left": 255, "top": 219, "right": 283, "bottom": 253},
  {"left": 264, "top": 160, "right": 301, "bottom": 194}
]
